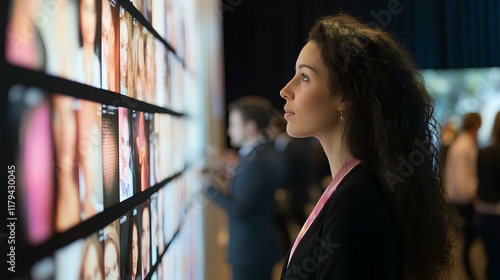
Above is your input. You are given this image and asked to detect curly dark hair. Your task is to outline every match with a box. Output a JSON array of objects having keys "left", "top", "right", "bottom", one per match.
[{"left": 308, "top": 13, "right": 455, "bottom": 279}]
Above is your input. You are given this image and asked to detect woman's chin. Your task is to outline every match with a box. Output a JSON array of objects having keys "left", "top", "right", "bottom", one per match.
[{"left": 285, "top": 126, "right": 306, "bottom": 138}]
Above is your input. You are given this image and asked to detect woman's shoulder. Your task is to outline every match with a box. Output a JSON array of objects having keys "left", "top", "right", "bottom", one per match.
[
  {"left": 317, "top": 163, "right": 400, "bottom": 249},
  {"left": 337, "top": 164, "right": 385, "bottom": 195},
  {"left": 326, "top": 163, "right": 393, "bottom": 217}
]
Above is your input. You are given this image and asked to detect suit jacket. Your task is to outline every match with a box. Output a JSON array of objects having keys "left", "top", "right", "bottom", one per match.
[
  {"left": 209, "top": 141, "right": 281, "bottom": 267},
  {"left": 477, "top": 145, "right": 500, "bottom": 203},
  {"left": 281, "top": 164, "right": 401, "bottom": 280}
]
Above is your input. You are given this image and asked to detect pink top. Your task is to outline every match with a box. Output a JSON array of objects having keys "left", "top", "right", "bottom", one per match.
[{"left": 288, "top": 155, "right": 361, "bottom": 266}]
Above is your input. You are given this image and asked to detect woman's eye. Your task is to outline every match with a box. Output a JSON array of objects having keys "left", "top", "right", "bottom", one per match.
[{"left": 300, "top": 74, "right": 309, "bottom": 81}]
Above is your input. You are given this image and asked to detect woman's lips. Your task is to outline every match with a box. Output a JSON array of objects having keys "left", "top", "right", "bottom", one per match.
[{"left": 284, "top": 107, "right": 295, "bottom": 118}]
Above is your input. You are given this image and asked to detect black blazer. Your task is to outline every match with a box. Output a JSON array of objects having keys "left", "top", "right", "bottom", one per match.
[
  {"left": 477, "top": 145, "right": 500, "bottom": 203},
  {"left": 281, "top": 164, "right": 401, "bottom": 280},
  {"left": 208, "top": 141, "right": 282, "bottom": 267}
]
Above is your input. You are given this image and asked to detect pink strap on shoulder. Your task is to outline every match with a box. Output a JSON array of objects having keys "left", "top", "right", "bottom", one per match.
[{"left": 287, "top": 156, "right": 361, "bottom": 266}]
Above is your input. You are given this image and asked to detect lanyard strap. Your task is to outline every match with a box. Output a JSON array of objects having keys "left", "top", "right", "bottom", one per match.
[{"left": 288, "top": 156, "right": 361, "bottom": 266}]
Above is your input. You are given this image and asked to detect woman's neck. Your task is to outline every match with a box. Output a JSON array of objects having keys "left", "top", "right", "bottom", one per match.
[{"left": 316, "top": 127, "right": 352, "bottom": 179}]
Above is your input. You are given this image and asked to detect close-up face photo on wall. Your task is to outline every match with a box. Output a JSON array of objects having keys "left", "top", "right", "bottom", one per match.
[
  {"left": 140, "top": 200, "right": 151, "bottom": 279},
  {"left": 119, "top": 7, "right": 132, "bottom": 96},
  {"left": 133, "top": 111, "right": 150, "bottom": 192},
  {"left": 119, "top": 107, "right": 134, "bottom": 202},
  {"left": 77, "top": 0, "right": 102, "bottom": 88},
  {"left": 101, "top": 0, "right": 119, "bottom": 92},
  {"left": 104, "top": 220, "right": 120, "bottom": 280}
]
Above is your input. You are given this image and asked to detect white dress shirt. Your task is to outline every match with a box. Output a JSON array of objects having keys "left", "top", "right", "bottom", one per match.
[{"left": 445, "top": 132, "right": 478, "bottom": 205}]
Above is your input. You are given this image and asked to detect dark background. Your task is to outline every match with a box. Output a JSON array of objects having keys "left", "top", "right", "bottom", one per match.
[{"left": 221, "top": 0, "right": 500, "bottom": 112}]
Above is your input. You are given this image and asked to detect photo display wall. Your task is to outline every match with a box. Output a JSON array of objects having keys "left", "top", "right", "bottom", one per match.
[{"left": 2, "top": 0, "right": 208, "bottom": 279}]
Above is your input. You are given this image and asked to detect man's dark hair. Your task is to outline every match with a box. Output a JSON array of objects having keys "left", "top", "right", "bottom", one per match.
[
  {"left": 228, "top": 96, "right": 273, "bottom": 131},
  {"left": 462, "top": 112, "right": 482, "bottom": 131}
]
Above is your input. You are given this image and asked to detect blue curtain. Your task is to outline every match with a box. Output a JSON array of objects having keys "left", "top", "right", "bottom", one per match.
[{"left": 221, "top": 0, "right": 500, "bottom": 112}]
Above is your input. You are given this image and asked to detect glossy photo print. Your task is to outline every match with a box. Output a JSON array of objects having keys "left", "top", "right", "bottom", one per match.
[
  {"left": 77, "top": 100, "right": 104, "bottom": 220},
  {"left": 148, "top": 113, "right": 157, "bottom": 186},
  {"left": 130, "top": 207, "right": 142, "bottom": 280},
  {"left": 119, "top": 107, "right": 134, "bottom": 201},
  {"left": 79, "top": 233, "right": 104, "bottom": 280},
  {"left": 131, "top": 20, "right": 146, "bottom": 102},
  {"left": 150, "top": 192, "right": 158, "bottom": 267},
  {"left": 54, "top": 230, "right": 104, "bottom": 280},
  {"left": 6, "top": 0, "right": 103, "bottom": 86},
  {"left": 151, "top": 0, "right": 166, "bottom": 39},
  {"left": 154, "top": 43, "right": 168, "bottom": 108},
  {"left": 76, "top": 0, "right": 102, "bottom": 88},
  {"left": 104, "top": 220, "right": 121, "bottom": 280},
  {"left": 7, "top": 85, "right": 54, "bottom": 246},
  {"left": 119, "top": 209, "right": 141, "bottom": 280},
  {"left": 102, "top": 104, "right": 119, "bottom": 208},
  {"left": 52, "top": 95, "right": 104, "bottom": 232},
  {"left": 119, "top": 6, "right": 132, "bottom": 96},
  {"left": 140, "top": 199, "right": 151, "bottom": 279},
  {"left": 133, "top": 110, "right": 150, "bottom": 192},
  {"left": 5, "top": 0, "right": 46, "bottom": 71},
  {"left": 144, "top": 32, "right": 156, "bottom": 104},
  {"left": 101, "top": 0, "right": 120, "bottom": 92},
  {"left": 28, "top": 0, "right": 79, "bottom": 79}
]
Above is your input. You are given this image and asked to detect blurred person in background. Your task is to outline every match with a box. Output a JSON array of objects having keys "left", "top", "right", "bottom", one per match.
[
  {"left": 446, "top": 112, "right": 482, "bottom": 280},
  {"left": 438, "top": 119, "right": 458, "bottom": 175},
  {"left": 203, "top": 96, "right": 281, "bottom": 280},
  {"left": 475, "top": 111, "right": 500, "bottom": 280},
  {"left": 267, "top": 111, "right": 315, "bottom": 258}
]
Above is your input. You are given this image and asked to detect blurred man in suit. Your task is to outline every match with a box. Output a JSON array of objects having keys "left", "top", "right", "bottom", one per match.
[{"left": 203, "top": 96, "right": 281, "bottom": 280}]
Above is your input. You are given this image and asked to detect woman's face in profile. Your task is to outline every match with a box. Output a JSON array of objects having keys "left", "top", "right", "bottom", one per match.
[
  {"left": 131, "top": 223, "right": 139, "bottom": 276},
  {"left": 80, "top": 0, "right": 97, "bottom": 45},
  {"left": 280, "top": 40, "right": 339, "bottom": 138},
  {"left": 83, "top": 244, "right": 102, "bottom": 280},
  {"left": 104, "top": 242, "right": 119, "bottom": 280}
]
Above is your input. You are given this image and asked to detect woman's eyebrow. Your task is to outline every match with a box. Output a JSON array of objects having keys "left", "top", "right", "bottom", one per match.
[{"left": 297, "top": 63, "right": 317, "bottom": 73}]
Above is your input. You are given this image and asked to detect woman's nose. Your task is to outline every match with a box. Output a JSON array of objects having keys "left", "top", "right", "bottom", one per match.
[{"left": 280, "top": 80, "right": 293, "bottom": 100}]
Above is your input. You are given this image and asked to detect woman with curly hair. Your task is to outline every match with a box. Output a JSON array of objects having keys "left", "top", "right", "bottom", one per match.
[{"left": 280, "top": 12, "right": 454, "bottom": 280}]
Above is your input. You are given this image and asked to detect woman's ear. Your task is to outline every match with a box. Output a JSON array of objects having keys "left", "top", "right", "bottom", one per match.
[
  {"left": 337, "top": 93, "right": 351, "bottom": 112},
  {"left": 331, "top": 92, "right": 351, "bottom": 112}
]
